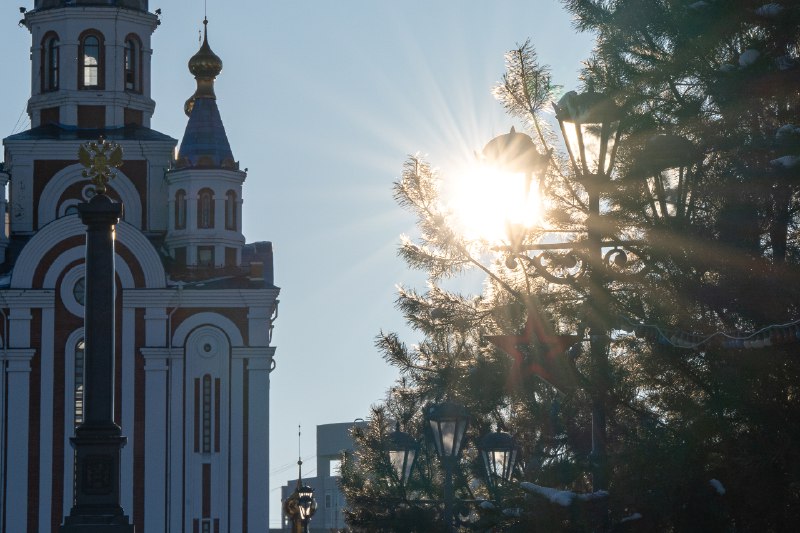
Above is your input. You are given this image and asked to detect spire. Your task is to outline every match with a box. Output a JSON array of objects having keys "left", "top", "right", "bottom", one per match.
[{"left": 176, "top": 18, "right": 236, "bottom": 170}]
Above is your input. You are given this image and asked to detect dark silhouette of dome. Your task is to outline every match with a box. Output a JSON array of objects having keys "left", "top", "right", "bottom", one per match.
[{"left": 35, "top": 0, "right": 149, "bottom": 11}]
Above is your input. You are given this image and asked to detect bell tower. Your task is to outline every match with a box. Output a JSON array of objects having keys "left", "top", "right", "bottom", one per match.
[
  {"left": 165, "top": 19, "right": 247, "bottom": 274},
  {"left": 24, "top": 0, "right": 159, "bottom": 130}
]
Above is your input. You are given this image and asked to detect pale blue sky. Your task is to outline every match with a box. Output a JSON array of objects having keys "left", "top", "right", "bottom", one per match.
[{"left": 0, "top": 1, "right": 593, "bottom": 526}]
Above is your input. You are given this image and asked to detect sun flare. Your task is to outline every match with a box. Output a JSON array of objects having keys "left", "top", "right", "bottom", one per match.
[{"left": 444, "top": 165, "right": 542, "bottom": 243}]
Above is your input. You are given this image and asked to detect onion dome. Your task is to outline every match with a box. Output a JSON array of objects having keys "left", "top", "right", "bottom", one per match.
[
  {"left": 176, "top": 18, "right": 236, "bottom": 170},
  {"left": 186, "top": 18, "right": 222, "bottom": 107},
  {"left": 189, "top": 19, "right": 222, "bottom": 80}
]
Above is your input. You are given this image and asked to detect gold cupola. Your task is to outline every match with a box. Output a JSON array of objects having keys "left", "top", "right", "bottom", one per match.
[{"left": 185, "top": 18, "right": 223, "bottom": 115}]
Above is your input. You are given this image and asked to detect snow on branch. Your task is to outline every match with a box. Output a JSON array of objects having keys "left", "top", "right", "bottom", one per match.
[{"left": 520, "top": 482, "right": 609, "bottom": 507}]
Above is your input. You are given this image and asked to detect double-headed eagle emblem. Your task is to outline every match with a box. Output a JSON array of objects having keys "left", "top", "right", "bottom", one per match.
[{"left": 78, "top": 137, "right": 124, "bottom": 195}]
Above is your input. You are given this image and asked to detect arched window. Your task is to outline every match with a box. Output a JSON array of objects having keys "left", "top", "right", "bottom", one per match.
[
  {"left": 79, "top": 31, "right": 104, "bottom": 90},
  {"left": 175, "top": 189, "right": 187, "bottom": 229},
  {"left": 124, "top": 36, "right": 141, "bottom": 92},
  {"left": 75, "top": 340, "right": 85, "bottom": 428},
  {"left": 41, "top": 32, "right": 59, "bottom": 92},
  {"left": 225, "top": 190, "right": 237, "bottom": 230},
  {"left": 198, "top": 188, "right": 214, "bottom": 229}
]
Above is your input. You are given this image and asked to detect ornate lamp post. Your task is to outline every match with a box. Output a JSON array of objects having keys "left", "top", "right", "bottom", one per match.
[
  {"left": 475, "top": 90, "right": 625, "bottom": 531},
  {"left": 426, "top": 401, "right": 470, "bottom": 532},
  {"left": 283, "top": 457, "right": 318, "bottom": 533},
  {"left": 552, "top": 91, "right": 623, "bottom": 506},
  {"left": 477, "top": 430, "right": 518, "bottom": 499},
  {"left": 61, "top": 139, "right": 134, "bottom": 532},
  {"left": 384, "top": 411, "right": 524, "bottom": 530},
  {"left": 386, "top": 422, "right": 419, "bottom": 491}
]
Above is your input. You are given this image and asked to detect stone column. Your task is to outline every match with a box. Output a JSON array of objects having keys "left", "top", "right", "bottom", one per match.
[
  {"left": 141, "top": 348, "right": 169, "bottom": 532},
  {"left": 61, "top": 194, "right": 134, "bottom": 532},
  {"left": 4, "top": 348, "right": 35, "bottom": 533},
  {"left": 246, "top": 350, "right": 274, "bottom": 532},
  {"left": 229, "top": 351, "right": 245, "bottom": 532}
]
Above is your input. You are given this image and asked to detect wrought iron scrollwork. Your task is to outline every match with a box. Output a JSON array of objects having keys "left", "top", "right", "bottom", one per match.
[
  {"left": 602, "top": 246, "right": 648, "bottom": 280},
  {"left": 531, "top": 250, "right": 587, "bottom": 283},
  {"left": 504, "top": 242, "right": 648, "bottom": 284}
]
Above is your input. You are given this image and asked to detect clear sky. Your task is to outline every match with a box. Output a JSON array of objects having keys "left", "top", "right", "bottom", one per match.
[{"left": 0, "top": 1, "right": 593, "bottom": 526}]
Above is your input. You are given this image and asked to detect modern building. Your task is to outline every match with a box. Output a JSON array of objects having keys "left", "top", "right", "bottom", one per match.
[
  {"left": 0, "top": 1, "right": 279, "bottom": 532},
  {"left": 279, "top": 422, "right": 365, "bottom": 532}
]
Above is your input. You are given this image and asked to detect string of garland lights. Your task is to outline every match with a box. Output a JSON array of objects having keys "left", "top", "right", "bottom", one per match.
[{"left": 618, "top": 316, "right": 800, "bottom": 350}]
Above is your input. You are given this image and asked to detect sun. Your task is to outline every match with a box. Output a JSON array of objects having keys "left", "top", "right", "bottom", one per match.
[{"left": 443, "top": 164, "right": 542, "bottom": 243}]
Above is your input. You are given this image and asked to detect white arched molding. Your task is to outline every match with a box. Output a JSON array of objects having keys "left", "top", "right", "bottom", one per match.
[
  {"left": 62, "top": 328, "right": 84, "bottom": 517},
  {"left": 172, "top": 312, "right": 244, "bottom": 348},
  {"left": 184, "top": 326, "right": 231, "bottom": 530},
  {"left": 11, "top": 217, "right": 165, "bottom": 289},
  {"left": 59, "top": 263, "right": 87, "bottom": 317},
  {"left": 38, "top": 164, "right": 143, "bottom": 228},
  {"left": 58, "top": 200, "right": 80, "bottom": 218}
]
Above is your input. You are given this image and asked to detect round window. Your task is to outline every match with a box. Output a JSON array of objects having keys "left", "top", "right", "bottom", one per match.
[{"left": 73, "top": 277, "right": 86, "bottom": 306}]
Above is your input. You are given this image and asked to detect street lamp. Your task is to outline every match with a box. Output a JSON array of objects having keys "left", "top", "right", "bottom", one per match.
[
  {"left": 426, "top": 401, "right": 470, "bottom": 532},
  {"left": 284, "top": 457, "right": 317, "bottom": 533},
  {"left": 297, "top": 483, "right": 318, "bottom": 528},
  {"left": 479, "top": 127, "right": 550, "bottom": 250},
  {"left": 477, "top": 430, "right": 518, "bottom": 498},
  {"left": 553, "top": 90, "right": 623, "bottom": 183},
  {"left": 383, "top": 409, "right": 525, "bottom": 529},
  {"left": 631, "top": 134, "right": 702, "bottom": 225},
  {"left": 552, "top": 91, "right": 624, "bottom": 508},
  {"left": 386, "top": 422, "right": 419, "bottom": 489},
  {"left": 471, "top": 90, "right": 625, "bottom": 532}
]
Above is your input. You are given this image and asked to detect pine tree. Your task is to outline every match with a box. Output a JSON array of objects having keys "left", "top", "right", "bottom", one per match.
[{"left": 341, "top": 1, "right": 800, "bottom": 531}]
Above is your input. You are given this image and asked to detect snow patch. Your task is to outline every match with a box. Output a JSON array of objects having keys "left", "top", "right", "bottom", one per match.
[
  {"left": 755, "top": 3, "right": 783, "bottom": 16},
  {"left": 479, "top": 500, "right": 496, "bottom": 510},
  {"left": 520, "top": 482, "right": 609, "bottom": 507},
  {"left": 719, "top": 63, "right": 736, "bottom": 72},
  {"left": 689, "top": 1, "right": 708, "bottom": 9},
  {"left": 771, "top": 156, "right": 800, "bottom": 168},
  {"left": 620, "top": 512, "right": 643, "bottom": 523},
  {"left": 502, "top": 507, "right": 523, "bottom": 517},
  {"left": 776, "top": 124, "right": 800, "bottom": 138},
  {"left": 739, "top": 49, "right": 760, "bottom": 67},
  {"left": 709, "top": 478, "right": 726, "bottom": 495}
]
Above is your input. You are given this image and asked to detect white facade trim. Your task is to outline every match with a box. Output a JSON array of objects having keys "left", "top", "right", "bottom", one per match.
[
  {"left": 123, "top": 288, "right": 279, "bottom": 308},
  {"left": 172, "top": 312, "right": 244, "bottom": 348},
  {"left": 38, "top": 306, "right": 56, "bottom": 532},
  {"left": 247, "top": 362, "right": 270, "bottom": 532},
  {"left": 38, "top": 165, "right": 142, "bottom": 228},
  {"left": 231, "top": 346, "right": 276, "bottom": 359},
  {"left": 143, "top": 347, "right": 168, "bottom": 531},
  {"left": 11, "top": 217, "right": 165, "bottom": 289},
  {"left": 4, "top": 348, "right": 35, "bottom": 533},
  {"left": 121, "top": 306, "right": 136, "bottom": 514},
  {"left": 0, "top": 290, "right": 55, "bottom": 308},
  {"left": 228, "top": 357, "right": 245, "bottom": 533},
  {"left": 62, "top": 328, "right": 85, "bottom": 518}
]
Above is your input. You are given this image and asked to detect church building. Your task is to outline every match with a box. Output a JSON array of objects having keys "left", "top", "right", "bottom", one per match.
[{"left": 0, "top": 1, "right": 278, "bottom": 531}]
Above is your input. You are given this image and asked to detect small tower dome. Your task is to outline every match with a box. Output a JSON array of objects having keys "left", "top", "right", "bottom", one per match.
[
  {"left": 34, "top": 0, "right": 149, "bottom": 11},
  {"left": 188, "top": 20, "right": 223, "bottom": 80},
  {"left": 176, "top": 18, "right": 236, "bottom": 169}
]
